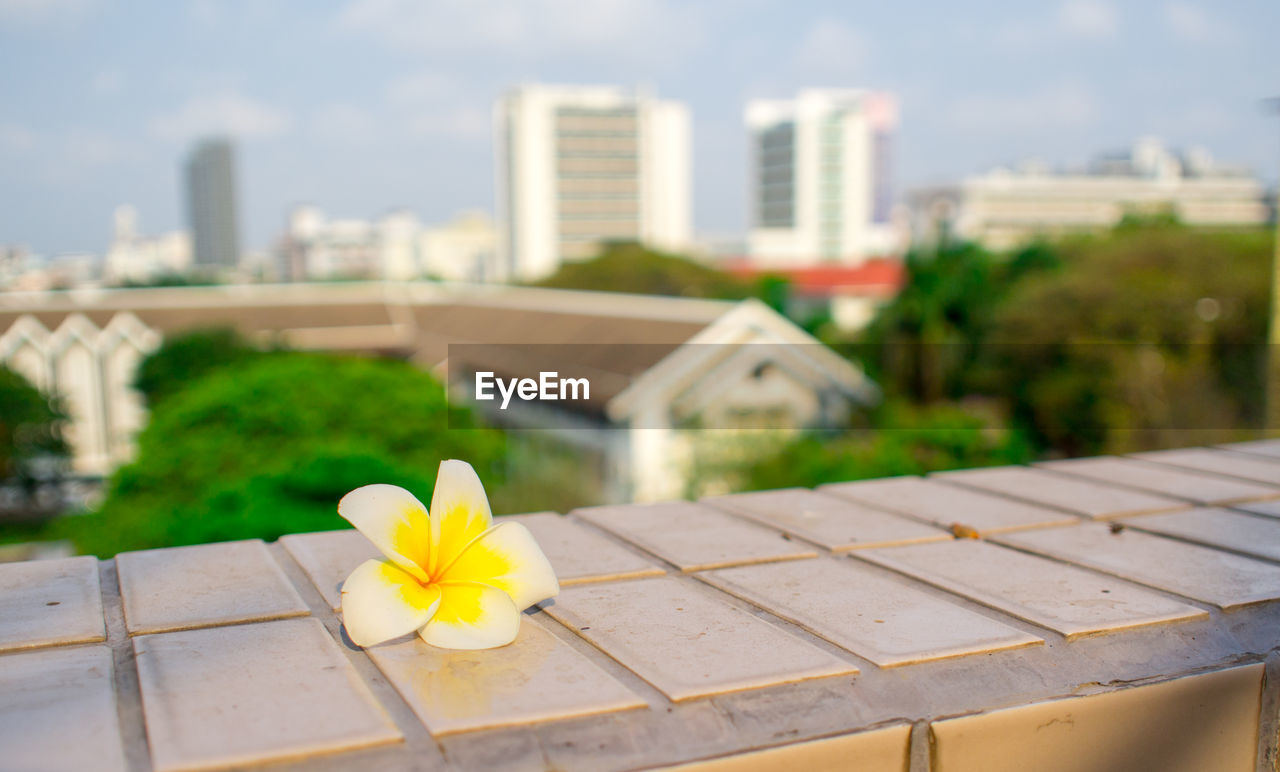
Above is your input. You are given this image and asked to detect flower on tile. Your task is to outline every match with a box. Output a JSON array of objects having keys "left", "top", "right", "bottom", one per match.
[{"left": 338, "top": 460, "right": 559, "bottom": 650}]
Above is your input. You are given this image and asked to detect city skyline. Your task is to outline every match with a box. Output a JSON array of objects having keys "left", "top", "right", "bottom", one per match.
[{"left": 0, "top": 0, "right": 1275, "bottom": 256}]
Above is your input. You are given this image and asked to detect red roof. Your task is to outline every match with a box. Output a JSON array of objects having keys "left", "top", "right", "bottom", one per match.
[{"left": 725, "top": 259, "right": 905, "bottom": 297}]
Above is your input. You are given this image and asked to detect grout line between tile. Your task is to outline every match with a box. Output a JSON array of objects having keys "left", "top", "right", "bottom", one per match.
[
  {"left": 99, "top": 559, "right": 154, "bottom": 772},
  {"left": 265, "top": 541, "right": 451, "bottom": 770}
]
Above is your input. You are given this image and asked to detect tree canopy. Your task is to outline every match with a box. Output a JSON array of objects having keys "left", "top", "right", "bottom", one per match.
[
  {"left": 534, "top": 241, "right": 753, "bottom": 300},
  {"left": 70, "top": 352, "right": 505, "bottom": 556},
  {"left": 979, "top": 222, "right": 1271, "bottom": 454},
  {"left": 133, "top": 327, "right": 263, "bottom": 407},
  {"left": 0, "top": 366, "right": 67, "bottom": 515},
  {"left": 718, "top": 401, "right": 1032, "bottom": 493}
]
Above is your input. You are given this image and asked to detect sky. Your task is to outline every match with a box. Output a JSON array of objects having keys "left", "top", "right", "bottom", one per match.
[{"left": 0, "top": 0, "right": 1276, "bottom": 256}]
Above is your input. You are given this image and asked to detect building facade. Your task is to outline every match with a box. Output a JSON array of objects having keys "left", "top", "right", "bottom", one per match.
[
  {"left": 746, "top": 89, "right": 899, "bottom": 268},
  {"left": 102, "top": 206, "right": 192, "bottom": 285},
  {"left": 910, "top": 137, "right": 1270, "bottom": 251},
  {"left": 184, "top": 138, "right": 241, "bottom": 269},
  {"left": 281, "top": 207, "right": 500, "bottom": 283},
  {"left": 496, "top": 84, "right": 691, "bottom": 282}
]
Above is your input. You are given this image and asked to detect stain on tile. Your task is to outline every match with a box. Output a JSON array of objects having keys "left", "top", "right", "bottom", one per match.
[{"left": 0, "top": 555, "right": 105, "bottom": 652}]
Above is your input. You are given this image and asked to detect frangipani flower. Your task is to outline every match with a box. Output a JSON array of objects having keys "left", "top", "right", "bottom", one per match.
[{"left": 338, "top": 460, "right": 558, "bottom": 650}]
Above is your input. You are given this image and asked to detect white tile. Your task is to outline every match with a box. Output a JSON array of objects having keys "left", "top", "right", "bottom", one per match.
[
  {"left": 1037, "top": 456, "right": 1280, "bottom": 506},
  {"left": 133, "top": 618, "right": 402, "bottom": 771},
  {"left": 0, "top": 555, "right": 105, "bottom": 652},
  {"left": 700, "top": 557, "right": 1042, "bottom": 667},
  {"left": 117, "top": 539, "right": 310, "bottom": 634},
  {"left": 1120, "top": 507, "right": 1280, "bottom": 563},
  {"left": 0, "top": 645, "right": 126, "bottom": 772},
  {"left": 509, "top": 513, "right": 664, "bottom": 584},
  {"left": 1216, "top": 438, "right": 1280, "bottom": 460},
  {"left": 996, "top": 523, "right": 1280, "bottom": 610},
  {"left": 1234, "top": 498, "right": 1280, "bottom": 519},
  {"left": 859, "top": 540, "right": 1206, "bottom": 639},
  {"left": 934, "top": 466, "right": 1186, "bottom": 519},
  {"left": 704, "top": 488, "right": 949, "bottom": 551},
  {"left": 573, "top": 501, "right": 816, "bottom": 572},
  {"left": 367, "top": 614, "right": 646, "bottom": 735},
  {"left": 281, "top": 529, "right": 380, "bottom": 610},
  {"left": 820, "top": 476, "right": 1077, "bottom": 534},
  {"left": 543, "top": 576, "right": 856, "bottom": 701},
  {"left": 1132, "top": 447, "right": 1280, "bottom": 486}
]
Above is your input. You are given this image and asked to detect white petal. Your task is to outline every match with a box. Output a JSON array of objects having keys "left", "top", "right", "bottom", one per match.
[
  {"left": 340, "top": 559, "right": 441, "bottom": 647},
  {"left": 439, "top": 521, "right": 559, "bottom": 610},
  {"left": 428, "top": 460, "right": 493, "bottom": 576},
  {"left": 419, "top": 581, "right": 519, "bottom": 650},
  {"left": 338, "top": 484, "right": 432, "bottom": 582}
]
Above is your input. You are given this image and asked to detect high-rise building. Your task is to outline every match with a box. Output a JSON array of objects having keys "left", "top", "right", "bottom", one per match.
[
  {"left": 746, "top": 89, "right": 898, "bottom": 267},
  {"left": 184, "top": 138, "right": 240, "bottom": 269},
  {"left": 496, "top": 84, "right": 691, "bottom": 282}
]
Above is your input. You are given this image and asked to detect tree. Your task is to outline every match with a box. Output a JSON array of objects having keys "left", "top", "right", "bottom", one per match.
[
  {"left": 134, "top": 327, "right": 263, "bottom": 407},
  {"left": 856, "top": 241, "right": 1054, "bottom": 403},
  {"left": 535, "top": 241, "right": 753, "bottom": 299},
  {"left": 713, "top": 400, "right": 1032, "bottom": 494},
  {"left": 69, "top": 353, "right": 505, "bottom": 556},
  {"left": 0, "top": 367, "right": 68, "bottom": 517},
  {"left": 980, "top": 222, "right": 1271, "bottom": 454}
]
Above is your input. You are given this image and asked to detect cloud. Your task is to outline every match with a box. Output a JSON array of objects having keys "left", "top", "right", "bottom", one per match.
[
  {"left": 947, "top": 81, "right": 1099, "bottom": 133},
  {"left": 336, "top": 0, "right": 702, "bottom": 67},
  {"left": 1164, "top": 2, "right": 1236, "bottom": 45},
  {"left": 1057, "top": 0, "right": 1118, "bottom": 40},
  {"left": 792, "top": 18, "right": 868, "bottom": 80},
  {"left": 148, "top": 93, "right": 291, "bottom": 142}
]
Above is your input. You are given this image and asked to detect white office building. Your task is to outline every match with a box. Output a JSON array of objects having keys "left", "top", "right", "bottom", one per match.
[
  {"left": 102, "top": 206, "right": 192, "bottom": 284},
  {"left": 496, "top": 84, "right": 692, "bottom": 282},
  {"left": 910, "top": 137, "right": 1269, "bottom": 251},
  {"left": 282, "top": 207, "right": 500, "bottom": 283},
  {"left": 746, "top": 89, "right": 899, "bottom": 267}
]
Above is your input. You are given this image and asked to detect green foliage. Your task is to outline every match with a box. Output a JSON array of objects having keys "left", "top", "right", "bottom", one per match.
[
  {"left": 726, "top": 401, "right": 1032, "bottom": 493},
  {"left": 114, "top": 273, "right": 223, "bottom": 289},
  {"left": 535, "top": 241, "right": 753, "bottom": 300},
  {"left": 70, "top": 353, "right": 505, "bottom": 556},
  {"left": 857, "top": 241, "right": 1016, "bottom": 402},
  {"left": 134, "top": 327, "right": 263, "bottom": 407},
  {"left": 981, "top": 223, "right": 1271, "bottom": 454},
  {"left": 0, "top": 366, "right": 68, "bottom": 514}
]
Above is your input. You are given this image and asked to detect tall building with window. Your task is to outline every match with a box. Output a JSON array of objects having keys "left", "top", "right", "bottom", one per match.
[
  {"left": 184, "top": 137, "right": 241, "bottom": 269},
  {"left": 496, "top": 85, "right": 691, "bottom": 282},
  {"left": 746, "top": 89, "right": 898, "bottom": 267}
]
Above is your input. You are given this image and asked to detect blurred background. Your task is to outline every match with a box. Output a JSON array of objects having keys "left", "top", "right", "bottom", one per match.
[{"left": 0, "top": 0, "right": 1276, "bottom": 559}]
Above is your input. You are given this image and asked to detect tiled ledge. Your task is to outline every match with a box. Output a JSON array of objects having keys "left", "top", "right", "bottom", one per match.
[{"left": 2, "top": 440, "right": 1280, "bottom": 771}]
